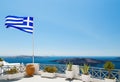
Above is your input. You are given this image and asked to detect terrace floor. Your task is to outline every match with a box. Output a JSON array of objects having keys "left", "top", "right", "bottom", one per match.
[
  {"left": 1, "top": 75, "right": 82, "bottom": 82},
  {"left": 0, "top": 74, "right": 105, "bottom": 82}
]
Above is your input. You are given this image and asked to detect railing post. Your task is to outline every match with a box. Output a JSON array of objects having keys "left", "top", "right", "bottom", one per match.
[
  {"left": 0, "top": 66, "right": 2, "bottom": 75},
  {"left": 118, "top": 70, "right": 120, "bottom": 82},
  {"left": 99, "top": 69, "right": 102, "bottom": 79},
  {"left": 91, "top": 68, "right": 93, "bottom": 78}
]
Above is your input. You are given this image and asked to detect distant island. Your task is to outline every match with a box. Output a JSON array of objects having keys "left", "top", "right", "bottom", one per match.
[{"left": 51, "top": 58, "right": 104, "bottom": 65}]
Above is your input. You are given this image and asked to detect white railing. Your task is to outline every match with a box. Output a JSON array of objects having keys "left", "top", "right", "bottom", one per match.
[
  {"left": 87, "top": 67, "right": 120, "bottom": 82},
  {"left": 40, "top": 64, "right": 120, "bottom": 82}
]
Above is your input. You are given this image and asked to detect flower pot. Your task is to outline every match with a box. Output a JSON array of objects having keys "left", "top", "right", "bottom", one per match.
[
  {"left": 0, "top": 73, "right": 25, "bottom": 80},
  {"left": 65, "top": 70, "right": 74, "bottom": 79},
  {"left": 26, "top": 64, "right": 35, "bottom": 76},
  {"left": 104, "top": 78, "right": 116, "bottom": 82},
  {"left": 0, "top": 61, "right": 3, "bottom": 66},
  {"left": 41, "top": 72, "right": 56, "bottom": 78},
  {"left": 81, "top": 74, "right": 91, "bottom": 82}
]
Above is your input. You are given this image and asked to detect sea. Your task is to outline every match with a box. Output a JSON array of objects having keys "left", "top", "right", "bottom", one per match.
[{"left": 0, "top": 56, "right": 120, "bottom": 69}]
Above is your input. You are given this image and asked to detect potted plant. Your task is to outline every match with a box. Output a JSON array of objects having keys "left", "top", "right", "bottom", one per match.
[
  {"left": 26, "top": 64, "right": 35, "bottom": 77},
  {"left": 0, "top": 58, "right": 3, "bottom": 67},
  {"left": 5, "top": 66, "right": 18, "bottom": 74},
  {"left": 104, "top": 61, "right": 116, "bottom": 82},
  {"left": 65, "top": 62, "right": 74, "bottom": 79},
  {"left": 41, "top": 66, "right": 57, "bottom": 78},
  {"left": 81, "top": 64, "right": 91, "bottom": 82},
  {"left": 4, "top": 66, "right": 24, "bottom": 80},
  {"left": 0, "top": 58, "right": 3, "bottom": 61}
]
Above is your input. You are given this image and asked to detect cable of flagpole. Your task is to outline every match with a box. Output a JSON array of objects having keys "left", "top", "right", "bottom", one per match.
[{"left": 32, "top": 27, "right": 34, "bottom": 63}]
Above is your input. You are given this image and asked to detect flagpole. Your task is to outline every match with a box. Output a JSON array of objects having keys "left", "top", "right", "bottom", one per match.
[
  {"left": 5, "top": 16, "right": 34, "bottom": 63},
  {"left": 32, "top": 28, "right": 34, "bottom": 63}
]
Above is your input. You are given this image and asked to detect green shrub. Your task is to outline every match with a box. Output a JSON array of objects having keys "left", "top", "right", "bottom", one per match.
[
  {"left": 44, "top": 66, "right": 57, "bottom": 73},
  {"left": 104, "top": 61, "right": 115, "bottom": 79},
  {"left": 5, "top": 66, "right": 18, "bottom": 74},
  {"left": 81, "top": 64, "right": 90, "bottom": 75},
  {"left": 0, "top": 58, "right": 3, "bottom": 61},
  {"left": 0, "top": 58, "right": 3, "bottom": 67}
]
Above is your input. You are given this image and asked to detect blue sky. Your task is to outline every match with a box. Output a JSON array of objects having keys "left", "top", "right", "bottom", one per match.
[{"left": 0, "top": 0, "right": 120, "bottom": 56}]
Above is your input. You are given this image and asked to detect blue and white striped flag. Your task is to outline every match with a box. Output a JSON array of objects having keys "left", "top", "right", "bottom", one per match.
[{"left": 5, "top": 15, "right": 33, "bottom": 34}]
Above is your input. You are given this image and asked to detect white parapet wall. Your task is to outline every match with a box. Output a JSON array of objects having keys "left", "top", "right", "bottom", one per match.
[
  {"left": 33, "top": 63, "right": 39, "bottom": 74},
  {"left": 0, "top": 72, "right": 25, "bottom": 80},
  {"left": 72, "top": 65, "right": 79, "bottom": 78}
]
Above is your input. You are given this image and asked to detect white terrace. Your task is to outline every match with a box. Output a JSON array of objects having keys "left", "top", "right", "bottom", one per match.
[{"left": 0, "top": 63, "right": 119, "bottom": 82}]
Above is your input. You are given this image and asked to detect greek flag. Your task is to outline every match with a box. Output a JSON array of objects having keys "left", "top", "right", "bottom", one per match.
[{"left": 5, "top": 15, "right": 33, "bottom": 34}]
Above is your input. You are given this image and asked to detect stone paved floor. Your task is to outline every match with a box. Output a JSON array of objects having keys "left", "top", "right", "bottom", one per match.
[{"left": 11, "top": 75, "right": 82, "bottom": 82}]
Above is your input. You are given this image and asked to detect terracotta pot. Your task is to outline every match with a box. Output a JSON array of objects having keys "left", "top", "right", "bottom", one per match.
[{"left": 26, "top": 64, "right": 35, "bottom": 76}]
